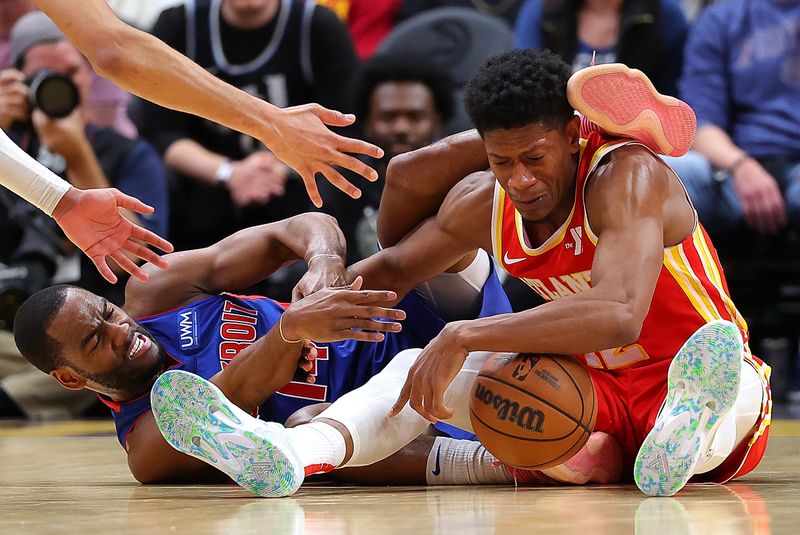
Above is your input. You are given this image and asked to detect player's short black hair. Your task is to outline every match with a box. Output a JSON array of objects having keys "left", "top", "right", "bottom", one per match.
[
  {"left": 13, "top": 284, "right": 71, "bottom": 373},
  {"left": 464, "top": 49, "right": 575, "bottom": 135},
  {"left": 355, "top": 52, "right": 455, "bottom": 123}
]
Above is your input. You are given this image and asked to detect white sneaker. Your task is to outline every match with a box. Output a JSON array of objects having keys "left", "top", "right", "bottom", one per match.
[
  {"left": 634, "top": 320, "right": 743, "bottom": 496},
  {"left": 151, "top": 370, "right": 305, "bottom": 497}
]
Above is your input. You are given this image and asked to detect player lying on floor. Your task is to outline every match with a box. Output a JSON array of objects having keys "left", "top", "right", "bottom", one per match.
[
  {"left": 147, "top": 50, "right": 771, "bottom": 498},
  {"left": 12, "top": 211, "right": 522, "bottom": 485}
]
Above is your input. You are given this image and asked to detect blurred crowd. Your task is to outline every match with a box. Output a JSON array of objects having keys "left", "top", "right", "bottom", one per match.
[{"left": 1, "top": 0, "right": 799, "bottom": 418}]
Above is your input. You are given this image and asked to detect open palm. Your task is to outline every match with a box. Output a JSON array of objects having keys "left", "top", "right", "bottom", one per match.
[{"left": 53, "top": 188, "right": 173, "bottom": 283}]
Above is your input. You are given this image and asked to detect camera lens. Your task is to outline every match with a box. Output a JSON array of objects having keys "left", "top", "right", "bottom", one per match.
[{"left": 27, "top": 71, "right": 80, "bottom": 119}]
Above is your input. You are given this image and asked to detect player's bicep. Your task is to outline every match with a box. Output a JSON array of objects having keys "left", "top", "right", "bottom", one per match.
[
  {"left": 588, "top": 152, "right": 669, "bottom": 319},
  {"left": 125, "top": 411, "right": 225, "bottom": 484}
]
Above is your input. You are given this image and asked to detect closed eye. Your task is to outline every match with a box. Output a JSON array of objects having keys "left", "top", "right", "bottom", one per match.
[{"left": 91, "top": 302, "right": 113, "bottom": 353}]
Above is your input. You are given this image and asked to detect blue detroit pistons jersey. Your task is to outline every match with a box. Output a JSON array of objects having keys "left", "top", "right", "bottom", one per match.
[{"left": 103, "top": 273, "right": 511, "bottom": 448}]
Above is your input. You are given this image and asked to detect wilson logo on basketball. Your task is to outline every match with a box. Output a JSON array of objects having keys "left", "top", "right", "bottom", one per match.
[{"left": 474, "top": 383, "right": 545, "bottom": 433}]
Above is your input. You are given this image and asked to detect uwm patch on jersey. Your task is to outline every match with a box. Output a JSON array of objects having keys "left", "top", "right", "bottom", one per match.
[{"left": 491, "top": 132, "right": 750, "bottom": 371}]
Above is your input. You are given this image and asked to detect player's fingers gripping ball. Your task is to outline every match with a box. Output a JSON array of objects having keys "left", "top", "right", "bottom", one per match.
[{"left": 470, "top": 353, "right": 597, "bottom": 469}]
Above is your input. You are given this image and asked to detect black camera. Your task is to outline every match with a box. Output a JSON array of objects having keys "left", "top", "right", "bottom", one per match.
[
  {"left": 0, "top": 256, "right": 54, "bottom": 331},
  {"left": 26, "top": 70, "right": 80, "bottom": 119},
  {"left": 0, "top": 189, "right": 65, "bottom": 331}
]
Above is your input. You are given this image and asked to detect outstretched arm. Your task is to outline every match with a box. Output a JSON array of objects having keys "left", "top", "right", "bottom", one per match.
[
  {"left": 125, "top": 213, "right": 348, "bottom": 316},
  {"left": 35, "top": 0, "right": 383, "bottom": 207},
  {"left": 377, "top": 130, "right": 488, "bottom": 247}
]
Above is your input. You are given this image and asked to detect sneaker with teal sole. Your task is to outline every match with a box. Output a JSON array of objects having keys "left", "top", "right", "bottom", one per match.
[
  {"left": 151, "top": 369, "right": 305, "bottom": 497},
  {"left": 634, "top": 320, "right": 743, "bottom": 497}
]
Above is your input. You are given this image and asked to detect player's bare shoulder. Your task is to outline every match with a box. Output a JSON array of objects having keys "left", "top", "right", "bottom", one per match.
[
  {"left": 438, "top": 170, "right": 495, "bottom": 249},
  {"left": 586, "top": 144, "right": 693, "bottom": 242}
]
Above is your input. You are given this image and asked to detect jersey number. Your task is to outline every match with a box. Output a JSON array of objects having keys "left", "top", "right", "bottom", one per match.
[
  {"left": 583, "top": 343, "right": 650, "bottom": 370},
  {"left": 276, "top": 345, "right": 329, "bottom": 401}
]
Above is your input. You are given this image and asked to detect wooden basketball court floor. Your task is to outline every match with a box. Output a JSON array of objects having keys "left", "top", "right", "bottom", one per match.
[{"left": 1, "top": 420, "right": 798, "bottom": 534}]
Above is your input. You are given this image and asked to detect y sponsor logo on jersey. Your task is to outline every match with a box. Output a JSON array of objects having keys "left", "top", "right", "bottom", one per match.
[
  {"left": 567, "top": 226, "right": 583, "bottom": 256},
  {"left": 177, "top": 309, "right": 199, "bottom": 350}
]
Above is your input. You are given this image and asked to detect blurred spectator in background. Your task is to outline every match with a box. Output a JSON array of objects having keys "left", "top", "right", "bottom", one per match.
[
  {"left": 513, "top": 0, "right": 688, "bottom": 96},
  {"left": 375, "top": 6, "right": 513, "bottom": 134},
  {"left": 0, "top": 11, "right": 169, "bottom": 419},
  {"left": 678, "top": 0, "right": 800, "bottom": 240},
  {"left": 679, "top": 0, "right": 800, "bottom": 405},
  {"left": 134, "top": 0, "right": 360, "bottom": 257},
  {"left": 316, "top": 0, "right": 403, "bottom": 60},
  {"left": 1, "top": 11, "right": 168, "bottom": 303},
  {"left": 320, "top": 53, "right": 454, "bottom": 263},
  {"left": 0, "top": 0, "right": 34, "bottom": 68},
  {"left": 678, "top": 0, "right": 719, "bottom": 22}
]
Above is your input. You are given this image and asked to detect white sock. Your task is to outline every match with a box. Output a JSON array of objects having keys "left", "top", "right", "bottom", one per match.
[
  {"left": 312, "top": 348, "right": 431, "bottom": 468},
  {"left": 305, "top": 349, "right": 513, "bottom": 469},
  {"left": 285, "top": 421, "right": 346, "bottom": 474},
  {"left": 426, "top": 436, "right": 513, "bottom": 485}
]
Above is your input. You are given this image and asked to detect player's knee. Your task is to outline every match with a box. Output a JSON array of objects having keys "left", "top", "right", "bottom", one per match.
[{"left": 285, "top": 403, "right": 330, "bottom": 428}]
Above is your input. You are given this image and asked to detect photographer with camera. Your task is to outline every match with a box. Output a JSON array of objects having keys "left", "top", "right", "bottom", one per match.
[{"left": 0, "top": 11, "right": 169, "bottom": 419}]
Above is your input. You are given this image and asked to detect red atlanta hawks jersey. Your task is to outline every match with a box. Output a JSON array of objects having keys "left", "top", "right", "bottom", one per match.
[{"left": 491, "top": 132, "right": 750, "bottom": 370}]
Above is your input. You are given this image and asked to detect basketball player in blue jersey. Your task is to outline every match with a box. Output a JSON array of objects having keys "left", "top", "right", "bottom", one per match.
[{"left": 12, "top": 212, "right": 512, "bottom": 485}]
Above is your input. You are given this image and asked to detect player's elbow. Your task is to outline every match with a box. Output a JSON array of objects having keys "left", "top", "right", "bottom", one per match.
[
  {"left": 608, "top": 304, "right": 645, "bottom": 347},
  {"left": 385, "top": 151, "right": 425, "bottom": 197},
  {"left": 92, "top": 44, "right": 127, "bottom": 80},
  {"left": 87, "top": 24, "right": 135, "bottom": 81}
]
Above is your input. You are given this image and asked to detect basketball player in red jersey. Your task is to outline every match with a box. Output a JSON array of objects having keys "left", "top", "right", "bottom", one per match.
[
  {"left": 374, "top": 49, "right": 772, "bottom": 496},
  {"left": 148, "top": 50, "right": 770, "bottom": 498}
]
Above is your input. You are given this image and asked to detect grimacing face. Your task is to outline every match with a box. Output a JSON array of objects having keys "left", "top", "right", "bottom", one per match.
[
  {"left": 364, "top": 81, "right": 443, "bottom": 161},
  {"left": 483, "top": 117, "right": 581, "bottom": 224},
  {"left": 46, "top": 288, "right": 166, "bottom": 396}
]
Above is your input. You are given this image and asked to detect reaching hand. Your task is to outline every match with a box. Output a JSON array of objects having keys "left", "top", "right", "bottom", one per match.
[
  {"left": 281, "top": 276, "right": 405, "bottom": 343},
  {"left": 389, "top": 323, "right": 471, "bottom": 423},
  {"left": 262, "top": 103, "right": 384, "bottom": 208},
  {"left": 291, "top": 253, "right": 351, "bottom": 301},
  {"left": 732, "top": 158, "right": 787, "bottom": 234},
  {"left": 52, "top": 187, "right": 174, "bottom": 283}
]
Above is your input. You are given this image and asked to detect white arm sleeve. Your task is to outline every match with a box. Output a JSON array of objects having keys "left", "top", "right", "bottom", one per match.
[{"left": 0, "top": 127, "right": 70, "bottom": 216}]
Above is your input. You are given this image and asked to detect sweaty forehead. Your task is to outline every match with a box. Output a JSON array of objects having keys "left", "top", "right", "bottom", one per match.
[
  {"left": 45, "top": 289, "right": 101, "bottom": 342},
  {"left": 484, "top": 124, "right": 557, "bottom": 156}
]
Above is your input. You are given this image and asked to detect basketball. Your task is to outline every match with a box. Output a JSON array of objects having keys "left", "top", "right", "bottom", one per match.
[{"left": 469, "top": 353, "right": 597, "bottom": 469}]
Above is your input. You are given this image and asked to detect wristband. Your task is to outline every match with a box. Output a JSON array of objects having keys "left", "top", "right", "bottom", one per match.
[
  {"left": 279, "top": 314, "right": 303, "bottom": 344},
  {"left": 215, "top": 160, "right": 233, "bottom": 184}
]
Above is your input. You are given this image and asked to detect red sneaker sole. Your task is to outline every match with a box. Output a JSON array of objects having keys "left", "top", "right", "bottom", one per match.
[{"left": 568, "top": 64, "right": 696, "bottom": 157}]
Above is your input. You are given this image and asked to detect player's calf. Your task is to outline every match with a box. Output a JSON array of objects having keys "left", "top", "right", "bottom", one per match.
[{"left": 634, "top": 320, "right": 743, "bottom": 497}]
